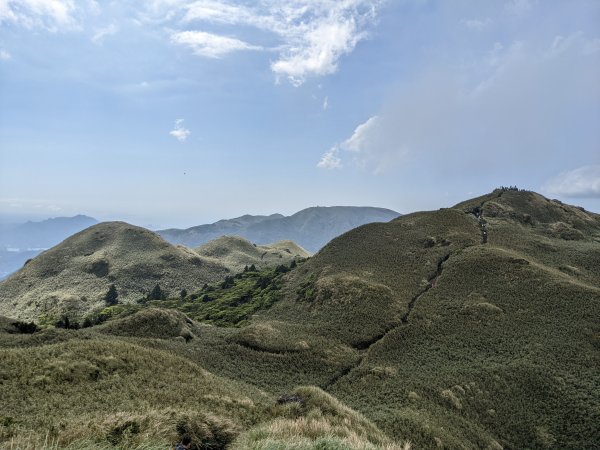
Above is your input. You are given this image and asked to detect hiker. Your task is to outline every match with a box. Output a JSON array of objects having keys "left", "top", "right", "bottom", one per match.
[{"left": 174, "top": 434, "right": 192, "bottom": 450}]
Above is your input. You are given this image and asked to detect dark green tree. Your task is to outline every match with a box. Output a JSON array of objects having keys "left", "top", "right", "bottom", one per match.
[
  {"left": 147, "top": 284, "right": 166, "bottom": 300},
  {"left": 180, "top": 289, "right": 188, "bottom": 299},
  {"left": 104, "top": 284, "right": 119, "bottom": 306},
  {"left": 275, "top": 264, "right": 289, "bottom": 274},
  {"left": 220, "top": 276, "right": 235, "bottom": 289},
  {"left": 56, "top": 316, "right": 78, "bottom": 330}
]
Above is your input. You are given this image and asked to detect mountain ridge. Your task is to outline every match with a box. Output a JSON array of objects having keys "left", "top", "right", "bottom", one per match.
[
  {"left": 1, "top": 190, "right": 599, "bottom": 449},
  {"left": 158, "top": 206, "right": 400, "bottom": 252}
]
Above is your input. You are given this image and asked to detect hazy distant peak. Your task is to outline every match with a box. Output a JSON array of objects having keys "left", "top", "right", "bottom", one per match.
[{"left": 158, "top": 206, "right": 400, "bottom": 252}]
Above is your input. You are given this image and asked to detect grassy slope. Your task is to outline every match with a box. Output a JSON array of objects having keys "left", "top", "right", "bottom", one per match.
[
  {"left": 0, "top": 222, "right": 231, "bottom": 321},
  {"left": 0, "top": 329, "right": 267, "bottom": 449},
  {"left": 0, "top": 320, "right": 406, "bottom": 450},
  {"left": 1, "top": 190, "right": 599, "bottom": 449},
  {"left": 195, "top": 235, "right": 310, "bottom": 274},
  {"left": 0, "top": 226, "right": 309, "bottom": 323},
  {"left": 246, "top": 190, "right": 600, "bottom": 449}
]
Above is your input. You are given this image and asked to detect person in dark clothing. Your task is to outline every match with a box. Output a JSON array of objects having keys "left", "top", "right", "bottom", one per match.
[{"left": 174, "top": 434, "right": 192, "bottom": 450}]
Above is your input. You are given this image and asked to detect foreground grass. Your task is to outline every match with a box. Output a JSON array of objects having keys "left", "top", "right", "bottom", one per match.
[
  {"left": 0, "top": 340, "right": 406, "bottom": 450},
  {"left": 0, "top": 337, "right": 264, "bottom": 449}
]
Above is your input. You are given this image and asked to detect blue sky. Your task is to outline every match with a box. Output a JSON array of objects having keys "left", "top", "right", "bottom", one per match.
[{"left": 0, "top": 0, "right": 599, "bottom": 228}]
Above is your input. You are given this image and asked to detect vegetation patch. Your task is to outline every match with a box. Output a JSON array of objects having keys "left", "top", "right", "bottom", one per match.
[{"left": 137, "top": 264, "right": 294, "bottom": 327}]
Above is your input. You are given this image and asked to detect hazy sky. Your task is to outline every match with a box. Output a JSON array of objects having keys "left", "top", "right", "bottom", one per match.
[{"left": 1, "top": 0, "right": 599, "bottom": 228}]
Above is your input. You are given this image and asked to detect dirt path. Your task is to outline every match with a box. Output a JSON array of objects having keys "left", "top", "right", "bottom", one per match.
[
  {"left": 323, "top": 193, "right": 506, "bottom": 389},
  {"left": 322, "top": 252, "right": 453, "bottom": 389}
]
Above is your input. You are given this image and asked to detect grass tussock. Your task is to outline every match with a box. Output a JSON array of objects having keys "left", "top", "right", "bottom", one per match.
[{"left": 231, "top": 387, "right": 410, "bottom": 450}]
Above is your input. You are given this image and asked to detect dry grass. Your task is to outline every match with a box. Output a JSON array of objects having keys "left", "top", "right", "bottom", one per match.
[
  {"left": 230, "top": 387, "right": 410, "bottom": 450},
  {"left": 195, "top": 236, "right": 310, "bottom": 273},
  {"left": 1, "top": 190, "right": 599, "bottom": 449},
  {"left": 0, "top": 338, "right": 267, "bottom": 448}
]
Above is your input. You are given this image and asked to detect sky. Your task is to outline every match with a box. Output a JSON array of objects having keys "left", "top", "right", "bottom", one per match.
[{"left": 0, "top": 0, "right": 599, "bottom": 229}]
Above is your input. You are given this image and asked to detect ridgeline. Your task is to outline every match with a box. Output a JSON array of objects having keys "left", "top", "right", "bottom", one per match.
[{"left": 1, "top": 189, "right": 599, "bottom": 449}]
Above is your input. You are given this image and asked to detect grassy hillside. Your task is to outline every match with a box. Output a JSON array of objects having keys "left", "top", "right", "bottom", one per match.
[
  {"left": 0, "top": 314, "right": 408, "bottom": 450},
  {"left": 0, "top": 222, "right": 231, "bottom": 321},
  {"left": 229, "top": 189, "right": 600, "bottom": 448},
  {"left": 1, "top": 189, "right": 599, "bottom": 449},
  {"left": 195, "top": 235, "right": 310, "bottom": 274},
  {"left": 0, "top": 226, "right": 308, "bottom": 323}
]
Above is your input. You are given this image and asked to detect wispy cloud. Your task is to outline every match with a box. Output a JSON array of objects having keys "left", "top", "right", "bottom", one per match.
[
  {"left": 322, "top": 96, "right": 329, "bottom": 110},
  {"left": 318, "top": 115, "right": 405, "bottom": 172},
  {"left": 341, "top": 116, "right": 380, "bottom": 152},
  {"left": 317, "top": 147, "right": 341, "bottom": 169},
  {"left": 161, "top": 0, "right": 381, "bottom": 85},
  {"left": 0, "top": 0, "right": 80, "bottom": 31},
  {"left": 171, "top": 30, "right": 261, "bottom": 58},
  {"left": 92, "top": 23, "right": 118, "bottom": 44},
  {"left": 169, "top": 119, "right": 191, "bottom": 142},
  {"left": 321, "top": 32, "right": 600, "bottom": 176},
  {"left": 543, "top": 166, "right": 600, "bottom": 198},
  {"left": 0, "top": 49, "right": 11, "bottom": 60}
]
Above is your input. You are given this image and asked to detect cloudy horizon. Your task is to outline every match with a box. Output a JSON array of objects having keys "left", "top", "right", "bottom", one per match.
[{"left": 1, "top": 0, "right": 599, "bottom": 229}]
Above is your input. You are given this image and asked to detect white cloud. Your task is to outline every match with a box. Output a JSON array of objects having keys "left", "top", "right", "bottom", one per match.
[
  {"left": 462, "top": 18, "right": 491, "bottom": 31},
  {"left": 0, "top": 49, "right": 11, "bottom": 60},
  {"left": 342, "top": 116, "right": 380, "bottom": 152},
  {"left": 319, "top": 115, "right": 407, "bottom": 173},
  {"left": 322, "top": 32, "right": 600, "bottom": 176},
  {"left": 171, "top": 30, "right": 261, "bottom": 58},
  {"left": 0, "top": 0, "right": 79, "bottom": 30},
  {"left": 543, "top": 166, "right": 600, "bottom": 198},
  {"left": 92, "top": 23, "right": 118, "bottom": 44},
  {"left": 169, "top": 119, "right": 191, "bottom": 141},
  {"left": 182, "top": 0, "right": 250, "bottom": 24},
  {"left": 322, "top": 96, "right": 329, "bottom": 110},
  {"left": 162, "top": 0, "right": 381, "bottom": 85},
  {"left": 270, "top": 16, "right": 367, "bottom": 85},
  {"left": 317, "top": 147, "right": 341, "bottom": 169}
]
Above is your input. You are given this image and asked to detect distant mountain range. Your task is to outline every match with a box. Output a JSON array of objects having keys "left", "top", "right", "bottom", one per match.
[
  {"left": 0, "top": 215, "right": 98, "bottom": 279},
  {"left": 0, "top": 215, "right": 98, "bottom": 249},
  {"left": 0, "top": 207, "right": 398, "bottom": 280},
  {"left": 158, "top": 206, "right": 401, "bottom": 252}
]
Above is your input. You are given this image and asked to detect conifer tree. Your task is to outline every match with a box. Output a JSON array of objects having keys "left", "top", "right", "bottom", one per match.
[{"left": 104, "top": 284, "right": 119, "bottom": 306}]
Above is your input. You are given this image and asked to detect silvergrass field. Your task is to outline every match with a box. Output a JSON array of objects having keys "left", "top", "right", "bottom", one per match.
[{"left": 1, "top": 189, "right": 599, "bottom": 449}]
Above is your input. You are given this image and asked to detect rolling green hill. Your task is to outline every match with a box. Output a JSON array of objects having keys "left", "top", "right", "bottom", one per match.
[
  {"left": 195, "top": 235, "right": 310, "bottom": 274},
  {"left": 0, "top": 224, "right": 308, "bottom": 322},
  {"left": 1, "top": 189, "right": 599, "bottom": 449}
]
